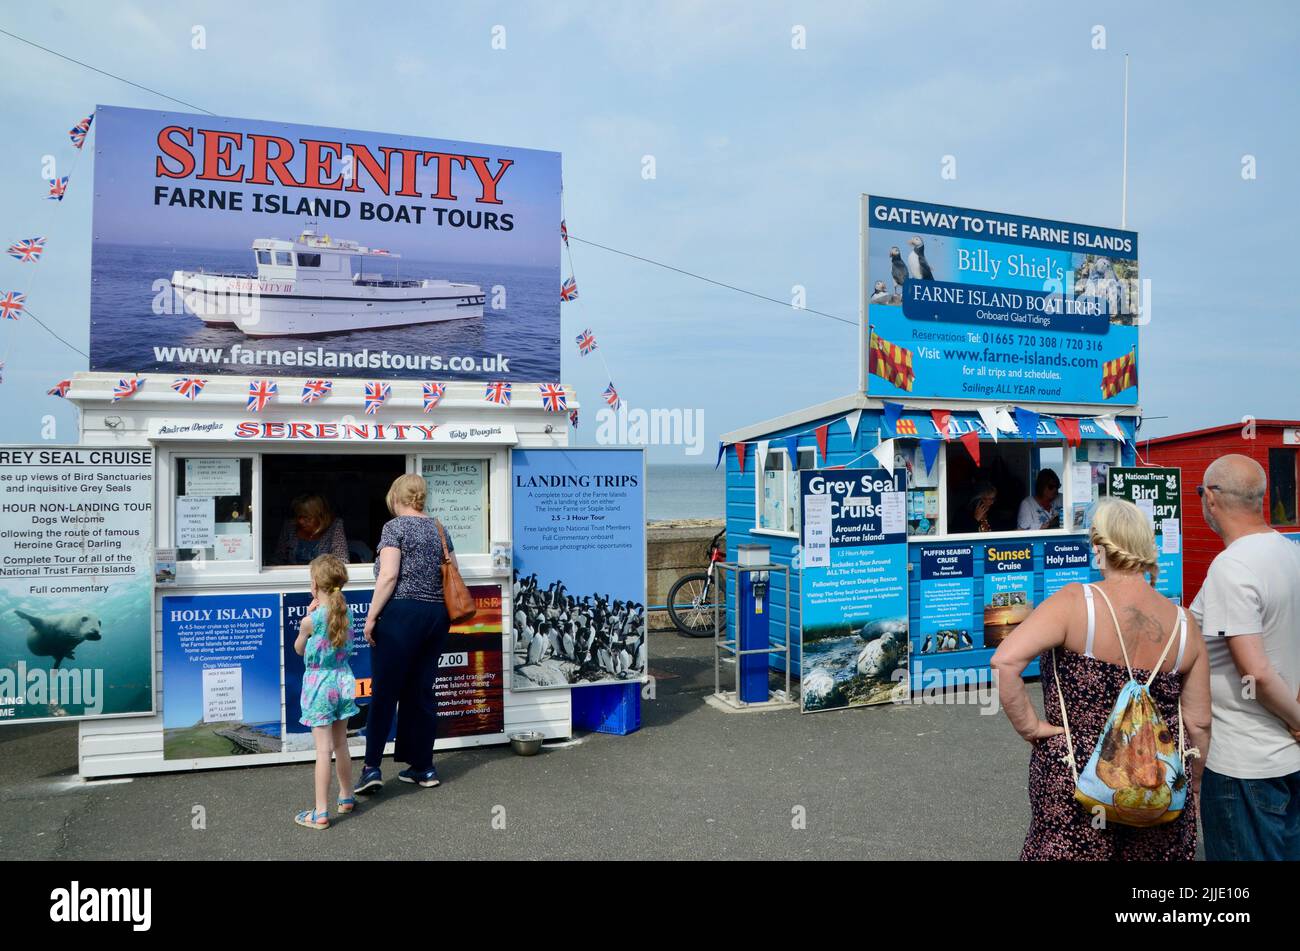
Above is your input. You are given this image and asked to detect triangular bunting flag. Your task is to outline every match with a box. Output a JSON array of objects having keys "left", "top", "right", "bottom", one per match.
[
  {"left": 994, "top": 407, "right": 1018, "bottom": 435},
  {"left": 736, "top": 442, "right": 748, "bottom": 474},
  {"left": 784, "top": 436, "right": 799, "bottom": 464},
  {"left": 715, "top": 442, "right": 726, "bottom": 470},
  {"left": 920, "top": 437, "right": 941, "bottom": 475},
  {"left": 930, "top": 409, "right": 952, "bottom": 439},
  {"left": 755, "top": 440, "right": 769, "bottom": 475},
  {"left": 814, "top": 424, "right": 829, "bottom": 464},
  {"left": 1014, "top": 407, "right": 1040, "bottom": 441},
  {"left": 869, "top": 438, "right": 896, "bottom": 476},
  {"left": 976, "top": 406, "right": 1001, "bottom": 442},
  {"left": 882, "top": 401, "right": 904, "bottom": 438},
  {"left": 1055, "top": 416, "right": 1082, "bottom": 448},
  {"left": 959, "top": 430, "right": 981, "bottom": 467},
  {"left": 1094, "top": 414, "right": 1126, "bottom": 443},
  {"left": 845, "top": 409, "right": 863, "bottom": 443}
]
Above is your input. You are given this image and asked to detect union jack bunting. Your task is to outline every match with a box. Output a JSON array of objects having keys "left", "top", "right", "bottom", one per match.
[
  {"left": 363, "top": 381, "right": 391, "bottom": 415},
  {"left": 171, "top": 377, "right": 207, "bottom": 400},
  {"left": 0, "top": 291, "right": 25, "bottom": 320},
  {"left": 47, "top": 177, "right": 69, "bottom": 201},
  {"left": 560, "top": 276, "right": 578, "bottom": 301},
  {"left": 538, "top": 383, "right": 567, "bottom": 413},
  {"left": 576, "top": 328, "right": 597, "bottom": 356},
  {"left": 47, "top": 379, "right": 72, "bottom": 398},
  {"left": 301, "top": 379, "right": 333, "bottom": 403},
  {"left": 7, "top": 237, "right": 45, "bottom": 263},
  {"left": 1100, "top": 348, "right": 1138, "bottom": 398},
  {"left": 569, "top": 409, "right": 579, "bottom": 428},
  {"left": 484, "top": 381, "right": 512, "bottom": 405},
  {"left": 603, "top": 382, "right": 621, "bottom": 410},
  {"left": 246, "top": 379, "right": 277, "bottom": 412},
  {"left": 560, "top": 219, "right": 569, "bottom": 246},
  {"left": 422, "top": 381, "right": 446, "bottom": 412},
  {"left": 112, "top": 378, "right": 143, "bottom": 402},
  {"left": 69, "top": 114, "right": 93, "bottom": 149}
]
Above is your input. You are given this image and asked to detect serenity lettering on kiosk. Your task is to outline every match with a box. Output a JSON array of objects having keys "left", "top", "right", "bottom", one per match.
[
  {"left": 798, "top": 468, "right": 909, "bottom": 713},
  {"left": 0, "top": 447, "right": 154, "bottom": 724},
  {"left": 89, "top": 105, "right": 561, "bottom": 381},
  {"left": 510, "top": 449, "right": 647, "bottom": 691},
  {"left": 863, "top": 196, "right": 1140, "bottom": 405}
]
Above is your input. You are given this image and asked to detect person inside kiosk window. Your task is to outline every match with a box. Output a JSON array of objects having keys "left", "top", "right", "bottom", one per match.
[
  {"left": 954, "top": 480, "right": 1000, "bottom": 534},
  {"left": 1017, "top": 469, "right": 1063, "bottom": 531},
  {"left": 273, "top": 493, "right": 349, "bottom": 566}
]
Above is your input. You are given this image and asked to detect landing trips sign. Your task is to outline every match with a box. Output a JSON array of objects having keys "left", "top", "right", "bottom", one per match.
[
  {"left": 90, "top": 105, "right": 561, "bottom": 383},
  {"left": 862, "top": 196, "right": 1140, "bottom": 406},
  {"left": 798, "top": 468, "right": 909, "bottom": 713}
]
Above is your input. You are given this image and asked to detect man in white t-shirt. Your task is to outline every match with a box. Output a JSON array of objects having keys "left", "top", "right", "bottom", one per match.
[{"left": 1191, "top": 454, "right": 1300, "bottom": 861}]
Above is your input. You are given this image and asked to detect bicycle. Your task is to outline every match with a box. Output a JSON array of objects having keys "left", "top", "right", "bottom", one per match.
[{"left": 666, "top": 528, "right": 726, "bottom": 638}]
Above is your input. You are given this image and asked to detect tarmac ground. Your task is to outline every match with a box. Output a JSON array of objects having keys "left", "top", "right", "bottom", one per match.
[{"left": 0, "top": 631, "right": 1045, "bottom": 860}]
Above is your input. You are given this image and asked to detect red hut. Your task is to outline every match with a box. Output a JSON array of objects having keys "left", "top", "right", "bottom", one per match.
[{"left": 1142, "top": 420, "right": 1300, "bottom": 601}]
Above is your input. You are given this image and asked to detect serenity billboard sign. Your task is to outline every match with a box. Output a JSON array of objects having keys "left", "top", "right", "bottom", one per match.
[{"left": 89, "top": 105, "right": 561, "bottom": 382}]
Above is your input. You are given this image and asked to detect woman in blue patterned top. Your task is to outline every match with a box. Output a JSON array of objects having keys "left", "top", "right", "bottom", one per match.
[{"left": 355, "top": 474, "right": 458, "bottom": 794}]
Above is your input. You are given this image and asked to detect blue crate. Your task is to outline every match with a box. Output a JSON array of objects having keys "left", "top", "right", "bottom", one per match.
[{"left": 571, "top": 682, "right": 642, "bottom": 735}]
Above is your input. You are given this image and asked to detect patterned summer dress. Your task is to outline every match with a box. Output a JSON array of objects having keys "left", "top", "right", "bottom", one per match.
[
  {"left": 1020, "top": 647, "right": 1197, "bottom": 861},
  {"left": 299, "top": 605, "right": 360, "bottom": 728}
]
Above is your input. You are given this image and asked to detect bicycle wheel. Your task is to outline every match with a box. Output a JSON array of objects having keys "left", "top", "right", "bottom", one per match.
[{"left": 667, "top": 571, "right": 720, "bottom": 638}]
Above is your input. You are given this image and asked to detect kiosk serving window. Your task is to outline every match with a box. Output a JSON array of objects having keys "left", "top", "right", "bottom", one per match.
[
  {"left": 420, "top": 457, "right": 490, "bottom": 554},
  {"left": 261, "top": 454, "right": 405, "bottom": 566},
  {"left": 1269, "top": 448, "right": 1297, "bottom": 526},
  {"left": 946, "top": 441, "right": 1071, "bottom": 536},
  {"left": 174, "top": 456, "right": 254, "bottom": 562},
  {"left": 893, "top": 440, "right": 940, "bottom": 537},
  {"left": 758, "top": 447, "right": 816, "bottom": 535}
]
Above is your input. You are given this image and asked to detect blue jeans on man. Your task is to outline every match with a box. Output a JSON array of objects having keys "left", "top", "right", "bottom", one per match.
[{"left": 1200, "top": 767, "right": 1300, "bottom": 861}]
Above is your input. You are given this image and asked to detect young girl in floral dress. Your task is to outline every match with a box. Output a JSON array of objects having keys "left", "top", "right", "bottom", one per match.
[{"left": 293, "top": 554, "right": 361, "bottom": 829}]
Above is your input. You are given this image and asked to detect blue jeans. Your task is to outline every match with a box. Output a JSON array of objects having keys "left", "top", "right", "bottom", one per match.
[
  {"left": 364, "top": 598, "right": 450, "bottom": 773},
  {"left": 1200, "top": 767, "right": 1300, "bottom": 860}
]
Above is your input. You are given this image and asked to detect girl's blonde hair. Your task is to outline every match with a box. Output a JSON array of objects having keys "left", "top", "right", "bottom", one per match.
[
  {"left": 309, "top": 554, "right": 351, "bottom": 648},
  {"left": 1089, "top": 496, "right": 1159, "bottom": 586},
  {"left": 385, "top": 473, "right": 427, "bottom": 515}
]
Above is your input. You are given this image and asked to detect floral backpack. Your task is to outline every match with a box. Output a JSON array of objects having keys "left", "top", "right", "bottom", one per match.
[{"left": 1053, "top": 584, "right": 1199, "bottom": 827}]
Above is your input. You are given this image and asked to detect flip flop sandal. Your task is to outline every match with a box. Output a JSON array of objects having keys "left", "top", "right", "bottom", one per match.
[
  {"left": 337, "top": 797, "right": 357, "bottom": 814},
  {"left": 295, "top": 809, "right": 330, "bottom": 830}
]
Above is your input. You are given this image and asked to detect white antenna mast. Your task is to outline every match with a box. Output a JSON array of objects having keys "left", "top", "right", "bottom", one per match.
[{"left": 1121, "top": 53, "right": 1130, "bottom": 228}]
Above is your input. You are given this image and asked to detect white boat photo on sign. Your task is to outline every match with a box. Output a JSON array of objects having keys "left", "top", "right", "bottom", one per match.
[{"left": 170, "top": 230, "right": 485, "bottom": 336}]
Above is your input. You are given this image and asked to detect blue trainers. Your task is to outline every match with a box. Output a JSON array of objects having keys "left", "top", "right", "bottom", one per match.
[
  {"left": 355, "top": 765, "right": 383, "bottom": 795},
  {"left": 398, "top": 766, "right": 440, "bottom": 788}
]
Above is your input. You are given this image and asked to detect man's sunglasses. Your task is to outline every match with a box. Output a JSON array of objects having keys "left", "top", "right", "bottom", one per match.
[{"left": 1196, "top": 484, "right": 1222, "bottom": 498}]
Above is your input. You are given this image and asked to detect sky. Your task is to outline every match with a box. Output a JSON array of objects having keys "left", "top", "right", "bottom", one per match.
[{"left": 1, "top": 1, "right": 1297, "bottom": 459}]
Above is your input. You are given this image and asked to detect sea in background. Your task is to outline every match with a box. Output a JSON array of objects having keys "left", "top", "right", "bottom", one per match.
[
  {"left": 89, "top": 243, "right": 560, "bottom": 380},
  {"left": 646, "top": 464, "right": 724, "bottom": 521}
]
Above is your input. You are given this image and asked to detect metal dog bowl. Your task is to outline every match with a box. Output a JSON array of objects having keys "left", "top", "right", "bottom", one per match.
[{"left": 509, "top": 731, "right": 544, "bottom": 756}]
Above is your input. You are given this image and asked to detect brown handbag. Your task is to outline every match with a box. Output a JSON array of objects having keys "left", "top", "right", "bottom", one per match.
[{"left": 436, "top": 519, "right": 476, "bottom": 624}]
